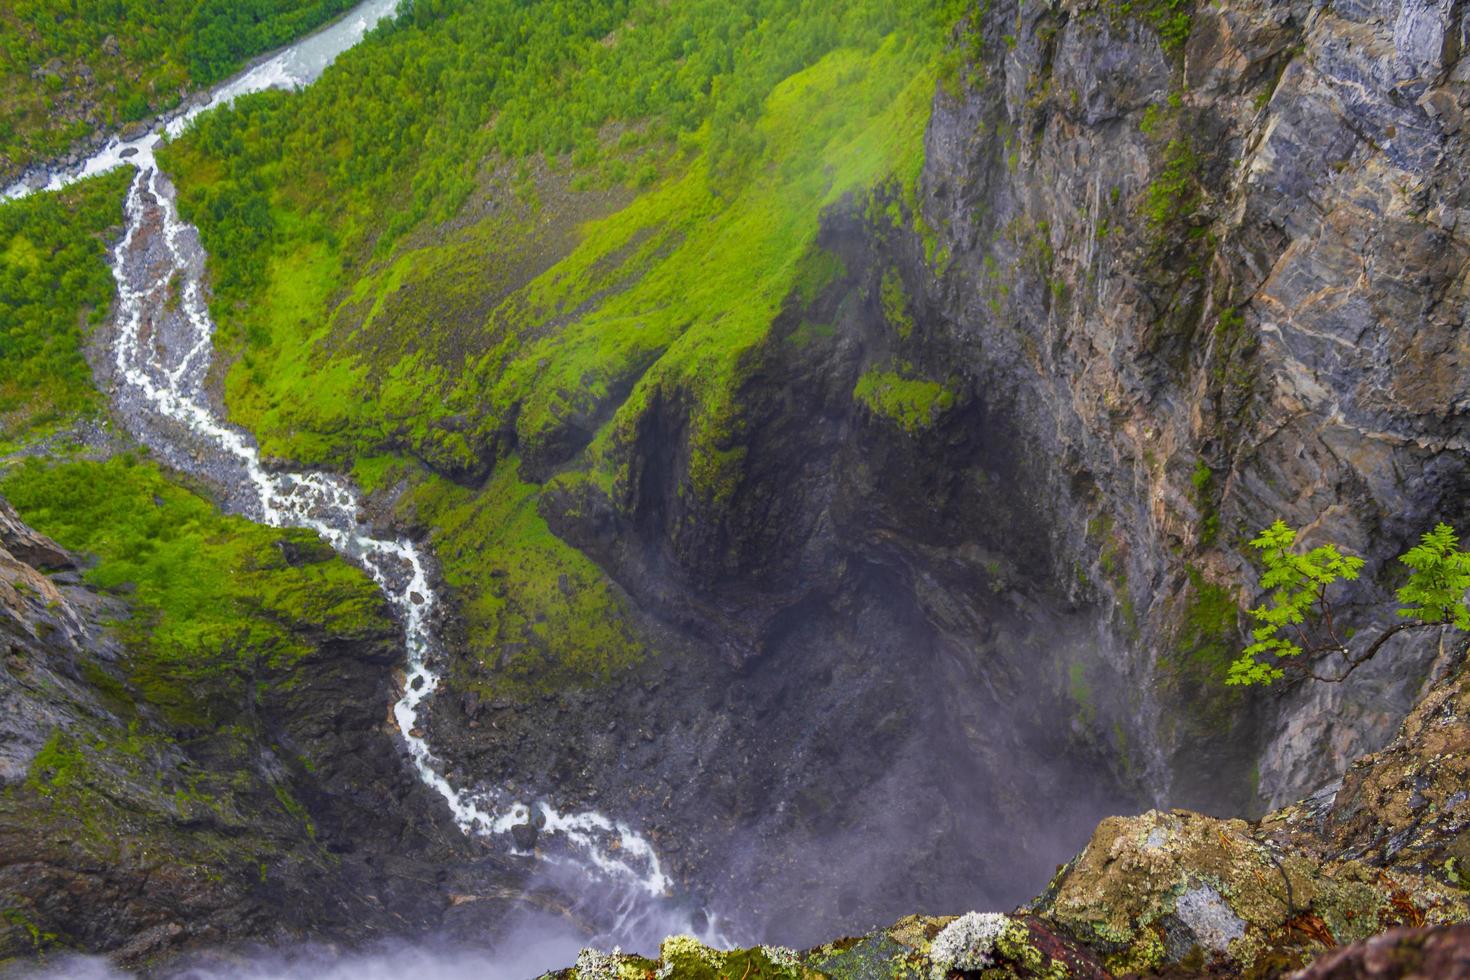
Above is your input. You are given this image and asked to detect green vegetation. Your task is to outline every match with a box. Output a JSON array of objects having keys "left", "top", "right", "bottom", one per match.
[
  {"left": 853, "top": 368, "right": 956, "bottom": 434},
  {"left": 403, "top": 459, "right": 643, "bottom": 697},
  {"left": 648, "top": 936, "right": 800, "bottom": 980},
  {"left": 23, "top": 730, "right": 87, "bottom": 798},
  {"left": 1, "top": 907, "right": 58, "bottom": 951},
  {"left": 150, "top": 0, "right": 970, "bottom": 694},
  {"left": 1100, "top": 0, "right": 1192, "bottom": 55},
  {"left": 0, "top": 169, "right": 130, "bottom": 452},
  {"left": 1144, "top": 137, "right": 1200, "bottom": 229},
  {"left": 0, "top": 455, "right": 388, "bottom": 725},
  {"left": 161, "top": 2, "right": 957, "bottom": 469},
  {"left": 1142, "top": 0, "right": 1192, "bottom": 53},
  {"left": 0, "top": 0, "right": 359, "bottom": 176},
  {"left": 1068, "top": 661, "right": 1095, "bottom": 725},
  {"left": 1155, "top": 566, "right": 1244, "bottom": 739},
  {"left": 880, "top": 267, "right": 916, "bottom": 340},
  {"left": 1228, "top": 520, "right": 1470, "bottom": 686},
  {"left": 1189, "top": 459, "right": 1219, "bottom": 546}
]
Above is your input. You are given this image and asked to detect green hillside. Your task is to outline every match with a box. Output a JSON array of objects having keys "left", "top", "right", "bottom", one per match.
[{"left": 159, "top": 0, "right": 967, "bottom": 696}]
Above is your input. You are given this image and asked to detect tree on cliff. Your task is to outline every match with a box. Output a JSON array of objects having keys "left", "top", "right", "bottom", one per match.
[{"left": 1227, "top": 521, "right": 1470, "bottom": 686}]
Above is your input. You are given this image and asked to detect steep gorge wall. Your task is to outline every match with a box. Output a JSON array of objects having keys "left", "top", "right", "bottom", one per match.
[
  {"left": 463, "top": 0, "right": 1470, "bottom": 939},
  {"left": 905, "top": 0, "right": 1470, "bottom": 810}
]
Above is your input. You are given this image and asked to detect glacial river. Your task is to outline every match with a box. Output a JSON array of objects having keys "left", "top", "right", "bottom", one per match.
[{"left": 3, "top": 0, "right": 712, "bottom": 949}]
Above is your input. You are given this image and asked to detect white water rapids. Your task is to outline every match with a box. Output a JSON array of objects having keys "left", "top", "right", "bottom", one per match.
[{"left": 3, "top": 0, "right": 722, "bottom": 949}]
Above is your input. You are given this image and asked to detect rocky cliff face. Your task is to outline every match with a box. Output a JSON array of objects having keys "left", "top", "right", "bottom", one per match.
[
  {"left": 444, "top": 0, "right": 1470, "bottom": 944},
  {"left": 908, "top": 0, "right": 1470, "bottom": 811},
  {"left": 0, "top": 496, "right": 531, "bottom": 969}
]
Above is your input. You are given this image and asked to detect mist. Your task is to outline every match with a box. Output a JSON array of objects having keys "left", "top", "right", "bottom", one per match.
[{"left": 15, "top": 913, "right": 592, "bottom": 980}]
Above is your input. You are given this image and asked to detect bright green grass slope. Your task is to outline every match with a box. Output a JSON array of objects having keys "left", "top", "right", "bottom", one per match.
[
  {"left": 0, "top": 0, "right": 359, "bottom": 179},
  {"left": 160, "top": 0, "right": 968, "bottom": 697},
  {"left": 0, "top": 455, "right": 388, "bottom": 728},
  {"left": 0, "top": 169, "right": 130, "bottom": 453}
]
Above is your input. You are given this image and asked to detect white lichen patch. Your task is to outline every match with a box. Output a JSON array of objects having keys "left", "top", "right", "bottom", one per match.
[
  {"left": 574, "top": 946, "right": 625, "bottom": 980},
  {"left": 759, "top": 944, "right": 802, "bottom": 972},
  {"left": 929, "top": 911, "right": 1011, "bottom": 978},
  {"left": 1174, "top": 884, "right": 1245, "bottom": 952}
]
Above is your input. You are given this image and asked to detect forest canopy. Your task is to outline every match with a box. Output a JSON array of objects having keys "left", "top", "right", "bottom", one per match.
[{"left": 0, "top": 0, "right": 358, "bottom": 178}]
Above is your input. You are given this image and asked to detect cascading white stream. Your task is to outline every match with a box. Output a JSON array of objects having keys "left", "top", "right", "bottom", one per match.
[
  {"left": 111, "top": 161, "right": 675, "bottom": 899},
  {"left": 4, "top": 0, "right": 728, "bottom": 950}
]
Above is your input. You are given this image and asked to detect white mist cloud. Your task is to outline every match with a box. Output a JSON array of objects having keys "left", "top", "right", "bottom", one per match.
[{"left": 17, "top": 920, "right": 590, "bottom": 980}]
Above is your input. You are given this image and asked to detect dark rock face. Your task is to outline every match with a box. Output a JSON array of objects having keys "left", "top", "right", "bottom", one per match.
[
  {"left": 439, "top": 204, "right": 1145, "bottom": 945},
  {"left": 905, "top": 0, "right": 1470, "bottom": 812},
  {"left": 0, "top": 496, "right": 525, "bottom": 969}
]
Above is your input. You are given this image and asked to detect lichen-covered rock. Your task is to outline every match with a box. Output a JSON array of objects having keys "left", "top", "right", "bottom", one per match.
[
  {"left": 1033, "top": 809, "right": 1469, "bottom": 976},
  {"left": 546, "top": 915, "right": 1108, "bottom": 980},
  {"left": 1260, "top": 650, "right": 1470, "bottom": 893},
  {"left": 1323, "top": 655, "right": 1470, "bottom": 883}
]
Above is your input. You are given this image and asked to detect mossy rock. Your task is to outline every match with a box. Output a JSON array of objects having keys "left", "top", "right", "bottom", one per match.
[{"left": 1033, "top": 809, "right": 1470, "bottom": 976}]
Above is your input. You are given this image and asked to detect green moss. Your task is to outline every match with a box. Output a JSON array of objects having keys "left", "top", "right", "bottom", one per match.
[
  {"left": 273, "top": 783, "right": 315, "bottom": 838},
  {"left": 1097, "top": 0, "right": 1193, "bottom": 55},
  {"left": 809, "top": 932, "right": 919, "bottom": 980},
  {"left": 796, "top": 247, "right": 848, "bottom": 309},
  {"left": 1144, "top": 137, "right": 1199, "bottom": 229},
  {"left": 1, "top": 908, "right": 58, "bottom": 952},
  {"left": 1190, "top": 459, "right": 1219, "bottom": 546},
  {"left": 787, "top": 320, "right": 838, "bottom": 349},
  {"left": 1069, "top": 661, "right": 1095, "bottom": 726},
  {"left": 24, "top": 731, "right": 87, "bottom": 798},
  {"left": 880, "top": 267, "right": 916, "bottom": 340},
  {"left": 656, "top": 936, "right": 802, "bottom": 980},
  {"left": 853, "top": 368, "right": 956, "bottom": 434},
  {"left": 1113, "top": 721, "right": 1133, "bottom": 779},
  {"left": 1180, "top": 566, "right": 1239, "bottom": 679},
  {"left": 0, "top": 456, "right": 389, "bottom": 727},
  {"left": 405, "top": 457, "right": 642, "bottom": 700},
  {"left": 1155, "top": 566, "right": 1243, "bottom": 733}
]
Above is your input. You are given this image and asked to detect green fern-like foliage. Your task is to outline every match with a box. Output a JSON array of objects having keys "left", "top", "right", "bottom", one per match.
[
  {"left": 1227, "top": 519, "right": 1470, "bottom": 687},
  {"left": 1227, "top": 520, "right": 1364, "bottom": 686},
  {"left": 1395, "top": 523, "right": 1470, "bottom": 629}
]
